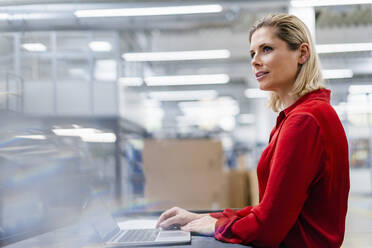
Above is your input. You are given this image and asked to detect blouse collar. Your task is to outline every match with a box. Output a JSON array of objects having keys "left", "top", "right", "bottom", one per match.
[
  {"left": 274, "top": 89, "right": 331, "bottom": 128},
  {"left": 283, "top": 88, "right": 331, "bottom": 117}
]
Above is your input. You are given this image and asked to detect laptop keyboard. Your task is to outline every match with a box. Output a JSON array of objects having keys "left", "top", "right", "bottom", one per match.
[{"left": 119, "top": 229, "right": 159, "bottom": 242}]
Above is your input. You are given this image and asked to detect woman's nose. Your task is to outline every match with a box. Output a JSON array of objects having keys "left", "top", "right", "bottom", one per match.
[{"left": 251, "top": 54, "right": 261, "bottom": 67}]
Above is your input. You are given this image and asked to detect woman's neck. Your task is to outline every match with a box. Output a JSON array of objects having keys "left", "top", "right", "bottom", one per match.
[{"left": 278, "top": 92, "right": 299, "bottom": 109}]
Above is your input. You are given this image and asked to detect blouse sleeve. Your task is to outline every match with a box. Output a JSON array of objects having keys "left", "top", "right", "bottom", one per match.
[{"left": 210, "top": 113, "right": 325, "bottom": 247}]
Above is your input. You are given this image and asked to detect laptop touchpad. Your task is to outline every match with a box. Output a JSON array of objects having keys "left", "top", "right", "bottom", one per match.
[{"left": 157, "top": 231, "right": 190, "bottom": 241}]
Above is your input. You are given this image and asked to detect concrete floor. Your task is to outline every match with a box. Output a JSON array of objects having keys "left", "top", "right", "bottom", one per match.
[{"left": 343, "top": 194, "right": 372, "bottom": 248}]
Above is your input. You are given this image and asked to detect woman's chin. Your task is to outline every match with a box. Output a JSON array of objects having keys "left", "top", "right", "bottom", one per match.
[{"left": 258, "top": 84, "right": 270, "bottom": 91}]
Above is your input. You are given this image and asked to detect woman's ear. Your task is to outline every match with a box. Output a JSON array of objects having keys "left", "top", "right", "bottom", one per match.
[{"left": 298, "top": 43, "right": 310, "bottom": 65}]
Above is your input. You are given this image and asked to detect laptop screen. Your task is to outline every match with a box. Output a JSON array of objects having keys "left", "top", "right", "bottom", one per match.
[
  {"left": 0, "top": 123, "right": 91, "bottom": 246},
  {"left": 85, "top": 197, "right": 121, "bottom": 241}
]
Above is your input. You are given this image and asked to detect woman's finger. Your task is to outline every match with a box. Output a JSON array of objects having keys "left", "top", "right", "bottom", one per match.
[
  {"left": 158, "top": 214, "right": 184, "bottom": 229},
  {"left": 156, "top": 207, "right": 178, "bottom": 228}
]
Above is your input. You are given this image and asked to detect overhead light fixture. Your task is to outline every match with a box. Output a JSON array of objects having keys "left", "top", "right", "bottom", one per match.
[
  {"left": 22, "top": 43, "right": 47, "bottom": 52},
  {"left": 244, "top": 88, "right": 269, "bottom": 98},
  {"left": 52, "top": 128, "right": 98, "bottom": 136},
  {"left": 74, "top": 4, "right": 223, "bottom": 18},
  {"left": 89, "top": 41, "right": 112, "bottom": 52},
  {"left": 148, "top": 90, "right": 218, "bottom": 101},
  {"left": 119, "top": 77, "right": 143, "bottom": 86},
  {"left": 145, "top": 74, "right": 229, "bottom": 86},
  {"left": 291, "top": 0, "right": 372, "bottom": 7},
  {"left": 52, "top": 128, "right": 116, "bottom": 143},
  {"left": 0, "top": 13, "right": 10, "bottom": 20},
  {"left": 80, "top": 133, "right": 116, "bottom": 143},
  {"left": 16, "top": 135, "right": 46, "bottom": 140},
  {"left": 122, "top": 49, "right": 230, "bottom": 62},
  {"left": 348, "top": 85, "right": 372, "bottom": 94},
  {"left": 316, "top": 42, "right": 372, "bottom": 54},
  {"left": 322, "top": 69, "right": 353, "bottom": 79}
]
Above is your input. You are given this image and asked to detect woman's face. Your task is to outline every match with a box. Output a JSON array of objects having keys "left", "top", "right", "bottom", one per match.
[{"left": 250, "top": 27, "right": 300, "bottom": 96}]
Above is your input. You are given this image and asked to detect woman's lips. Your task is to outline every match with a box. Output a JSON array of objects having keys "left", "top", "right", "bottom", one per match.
[{"left": 256, "top": 71, "right": 269, "bottom": 80}]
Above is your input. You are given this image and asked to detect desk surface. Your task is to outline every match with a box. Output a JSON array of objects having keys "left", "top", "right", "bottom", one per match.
[
  {"left": 158, "top": 236, "right": 251, "bottom": 248},
  {"left": 4, "top": 217, "right": 252, "bottom": 248},
  {"left": 5, "top": 232, "right": 251, "bottom": 248}
]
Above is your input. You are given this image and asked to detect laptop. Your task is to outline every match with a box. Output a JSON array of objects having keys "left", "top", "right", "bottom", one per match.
[{"left": 87, "top": 198, "right": 191, "bottom": 247}]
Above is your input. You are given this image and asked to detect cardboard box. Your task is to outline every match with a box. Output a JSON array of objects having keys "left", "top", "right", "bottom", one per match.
[
  {"left": 143, "top": 139, "right": 224, "bottom": 172},
  {"left": 247, "top": 169, "right": 259, "bottom": 206},
  {"left": 144, "top": 170, "right": 229, "bottom": 210},
  {"left": 236, "top": 154, "right": 247, "bottom": 171},
  {"left": 143, "top": 139, "right": 228, "bottom": 211},
  {"left": 226, "top": 170, "right": 250, "bottom": 208}
]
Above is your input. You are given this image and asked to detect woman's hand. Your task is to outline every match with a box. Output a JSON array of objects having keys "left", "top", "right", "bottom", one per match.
[
  {"left": 156, "top": 207, "right": 205, "bottom": 229},
  {"left": 180, "top": 215, "right": 217, "bottom": 236}
]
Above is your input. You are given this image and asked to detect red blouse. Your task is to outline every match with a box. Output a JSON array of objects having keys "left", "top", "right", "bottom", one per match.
[{"left": 210, "top": 89, "right": 350, "bottom": 248}]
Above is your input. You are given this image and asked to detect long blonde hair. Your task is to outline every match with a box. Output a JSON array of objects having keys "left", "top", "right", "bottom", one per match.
[{"left": 249, "top": 13, "right": 324, "bottom": 112}]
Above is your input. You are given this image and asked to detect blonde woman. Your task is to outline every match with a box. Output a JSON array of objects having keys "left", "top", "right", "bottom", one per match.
[{"left": 157, "top": 13, "right": 349, "bottom": 248}]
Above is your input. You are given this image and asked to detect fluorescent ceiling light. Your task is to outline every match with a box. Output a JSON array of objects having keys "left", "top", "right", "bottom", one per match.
[
  {"left": 291, "top": 0, "right": 372, "bottom": 7},
  {"left": 119, "top": 77, "right": 143, "bottom": 86},
  {"left": 52, "top": 128, "right": 116, "bottom": 143},
  {"left": 122, "top": 49, "right": 230, "bottom": 62},
  {"left": 244, "top": 88, "right": 269, "bottom": 98},
  {"left": 348, "top": 85, "right": 372, "bottom": 94},
  {"left": 148, "top": 90, "right": 218, "bottom": 101},
  {"left": 322, "top": 69, "right": 353, "bottom": 79},
  {"left": 80, "top": 133, "right": 116, "bottom": 143},
  {"left": 0, "top": 13, "right": 10, "bottom": 19},
  {"left": 16, "top": 135, "right": 46, "bottom": 140},
  {"left": 22, "top": 43, "right": 47, "bottom": 52},
  {"left": 316, "top": 42, "right": 372, "bottom": 54},
  {"left": 0, "top": 13, "right": 50, "bottom": 20},
  {"left": 89, "top": 41, "right": 112, "bottom": 52},
  {"left": 74, "top": 4, "right": 223, "bottom": 18},
  {"left": 52, "top": 128, "right": 98, "bottom": 136},
  {"left": 145, "top": 74, "right": 229, "bottom": 86}
]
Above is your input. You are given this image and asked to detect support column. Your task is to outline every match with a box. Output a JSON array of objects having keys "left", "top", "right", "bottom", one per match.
[
  {"left": 114, "top": 120, "right": 122, "bottom": 205},
  {"left": 51, "top": 32, "right": 57, "bottom": 114}
]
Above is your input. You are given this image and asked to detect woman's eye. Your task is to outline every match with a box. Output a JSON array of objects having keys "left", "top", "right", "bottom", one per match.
[
  {"left": 250, "top": 52, "right": 255, "bottom": 58},
  {"left": 263, "top": 46, "right": 272, "bottom": 53}
]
